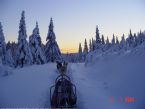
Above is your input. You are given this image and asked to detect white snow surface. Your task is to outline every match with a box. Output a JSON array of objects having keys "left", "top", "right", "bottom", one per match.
[
  {"left": 0, "top": 46, "right": 145, "bottom": 108},
  {"left": 0, "top": 65, "right": 13, "bottom": 77}
]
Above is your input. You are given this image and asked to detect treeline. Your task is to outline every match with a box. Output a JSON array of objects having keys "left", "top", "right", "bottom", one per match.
[{"left": 78, "top": 26, "right": 145, "bottom": 62}]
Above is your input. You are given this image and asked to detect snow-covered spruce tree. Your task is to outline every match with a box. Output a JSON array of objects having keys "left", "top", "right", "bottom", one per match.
[
  {"left": 0, "top": 23, "right": 14, "bottom": 67},
  {"left": 11, "top": 41, "right": 18, "bottom": 62},
  {"left": 29, "top": 22, "right": 46, "bottom": 64},
  {"left": 101, "top": 35, "right": 105, "bottom": 45},
  {"left": 89, "top": 39, "right": 92, "bottom": 52},
  {"left": 137, "top": 30, "right": 145, "bottom": 45},
  {"left": 104, "top": 37, "right": 111, "bottom": 51},
  {"left": 120, "top": 34, "right": 126, "bottom": 50},
  {"left": 16, "top": 11, "right": 32, "bottom": 67},
  {"left": 112, "top": 34, "right": 115, "bottom": 45},
  {"left": 126, "top": 29, "right": 135, "bottom": 49},
  {"left": 78, "top": 43, "right": 83, "bottom": 62},
  {"left": 83, "top": 38, "right": 88, "bottom": 61},
  {"left": 101, "top": 35, "right": 105, "bottom": 51},
  {"left": 133, "top": 33, "right": 138, "bottom": 47},
  {"left": 109, "top": 34, "right": 120, "bottom": 52},
  {"left": 83, "top": 38, "right": 88, "bottom": 53},
  {"left": 6, "top": 41, "right": 11, "bottom": 50},
  {"left": 6, "top": 45, "right": 15, "bottom": 67},
  {"left": 115, "top": 36, "right": 120, "bottom": 51},
  {"left": 116, "top": 37, "right": 119, "bottom": 45},
  {"left": 45, "top": 18, "right": 62, "bottom": 62},
  {"left": 142, "top": 32, "right": 145, "bottom": 45},
  {"left": 110, "top": 34, "right": 117, "bottom": 51},
  {"left": 0, "top": 22, "right": 6, "bottom": 65},
  {"left": 95, "top": 26, "right": 102, "bottom": 50},
  {"left": 91, "top": 38, "right": 95, "bottom": 51}
]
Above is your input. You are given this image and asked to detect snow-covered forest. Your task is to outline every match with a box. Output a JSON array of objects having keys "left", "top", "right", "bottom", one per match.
[
  {"left": 1, "top": 11, "right": 145, "bottom": 67},
  {"left": 78, "top": 26, "right": 145, "bottom": 63},
  {"left": 0, "top": 11, "right": 62, "bottom": 68}
]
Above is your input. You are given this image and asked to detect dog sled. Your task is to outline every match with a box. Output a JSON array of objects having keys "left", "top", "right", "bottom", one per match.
[{"left": 50, "top": 74, "right": 77, "bottom": 108}]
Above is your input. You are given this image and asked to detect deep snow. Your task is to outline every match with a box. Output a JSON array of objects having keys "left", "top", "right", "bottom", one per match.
[
  {"left": 0, "top": 46, "right": 145, "bottom": 109},
  {"left": 0, "top": 64, "right": 58, "bottom": 108}
]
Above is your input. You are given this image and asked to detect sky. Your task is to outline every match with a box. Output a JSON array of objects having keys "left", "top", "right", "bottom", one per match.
[{"left": 0, "top": 0, "right": 145, "bottom": 53}]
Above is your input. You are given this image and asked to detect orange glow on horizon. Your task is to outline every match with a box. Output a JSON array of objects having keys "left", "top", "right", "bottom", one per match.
[{"left": 60, "top": 48, "right": 78, "bottom": 54}]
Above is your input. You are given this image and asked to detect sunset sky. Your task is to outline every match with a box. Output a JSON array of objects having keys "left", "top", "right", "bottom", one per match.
[{"left": 0, "top": 0, "right": 145, "bottom": 53}]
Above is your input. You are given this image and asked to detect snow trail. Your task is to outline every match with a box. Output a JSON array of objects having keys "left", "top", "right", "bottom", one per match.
[
  {"left": 69, "top": 63, "right": 111, "bottom": 109},
  {"left": 1, "top": 49, "right": 145, "bottom": 109}
]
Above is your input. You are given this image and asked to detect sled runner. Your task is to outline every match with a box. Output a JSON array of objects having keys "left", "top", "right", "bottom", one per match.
[{"left": 50, "top": 74, "right": 77, "bottom": 108}]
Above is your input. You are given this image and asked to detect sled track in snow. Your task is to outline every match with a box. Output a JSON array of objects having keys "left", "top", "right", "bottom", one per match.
[{"left": 67, "top": 64, "right": 85, "bottom": 109}]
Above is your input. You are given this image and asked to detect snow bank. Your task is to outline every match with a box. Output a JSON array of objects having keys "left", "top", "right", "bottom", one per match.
[
  {"left": 0, "top": 65, "right": 13, "bottom": 77},
  {"left": 71, "top": 46, "right": 145, "bottom": 109},
  {"left": 0, "top": 63, "right": 58, "bottom": 108}
]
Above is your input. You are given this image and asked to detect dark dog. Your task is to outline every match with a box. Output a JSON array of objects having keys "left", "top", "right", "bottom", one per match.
[
  {"left": 56, "top": 61, "right": 62, "bottom": 71},
  {"left": 56, "top": 61, "right": 68, "bottom": 74},
  {"left": 51, "top": 79, "right": 76, "bottom": 108}
]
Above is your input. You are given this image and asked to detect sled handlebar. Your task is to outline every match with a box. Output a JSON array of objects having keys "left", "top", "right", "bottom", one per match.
[{"left": 55, "top": 74, "right": 71, "bottom": 84}]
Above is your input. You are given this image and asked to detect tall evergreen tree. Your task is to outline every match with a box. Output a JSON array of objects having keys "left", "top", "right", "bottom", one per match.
[
  {"left": 6, "top": 46, "right": 14, "bottom": 67},
  {"left": 116, "top": 37, "right": 119, "bottom": 45},
  {"left": 101, "top": 35, "right": 105, "bottom": 51},
  {"left": 16, "top": 11, "right": 32, "bottom": 67},
  {"left": 112, "top": 34, "right": 115, "bottom": 45},
  {"left": 104, "top": 37, "right": 110, "bottom": 51},
  {"left": 106, "top": 37, "right": 110, "bottom": 45},
  {"left": 78, "top": 43, "right": 82, "bottom": 54},
  {"left": 137, "top": 30, "right": 145, "bottom": 45},
  {"left": 29, "top": 22, "right": 46, "bottom": 64},
  {"left": 110, "top": 34, "right": 118, "bottom": 51},
  {"left": 45, "top": 18, "right": 62, "bottom": 62},
  {"left": 89, "top": 39, "right": 92, "bottom": 52},
  {"left": 101, "top": 35, "right": 105, "bottom": 45},
  {"left": 116, "top": 36, "right": 120, "bottom": 50},
  {"left": 0, "top": 22, "right": 6, "bottom": 65},
  {"left": 134, "top": 33, "right": 139, "bottom": 47},
  {"left": 83, "top": 38, "right": 88, "bottom": 61},
  {"left": 83, "top": 38, "right": 88, "bottom": 54},
  {"left": 95, "top": 26, "right": 102, "bottom": 50},
  {"left": 6, "top": 41, "right": 11, "bottom": 50},
  {"left": 78, "top": 43, "right": 83, "bottom": 62},
  {"left": 120, "top": 34, "right": 126, "bottom": 50},
  {"left": 126, "top": 29, "right": 135, "bottom": 48},
  {"left": 11, "top": 41, "right": 18, "bottom": 62},
  {"left": 91, "top": 38, "right": 95, "bottom": 51},
  {"left": 0, "top": 23, "right": 14, "bottom": 67}
]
